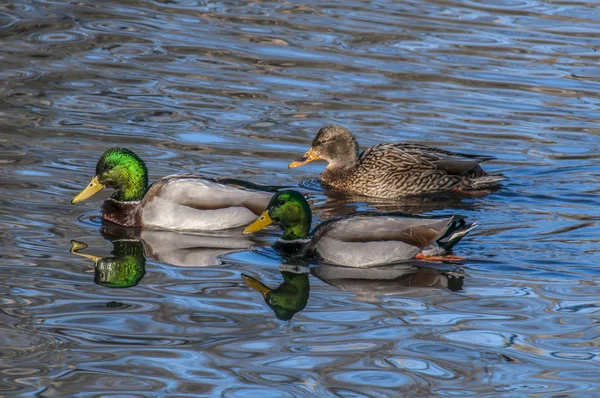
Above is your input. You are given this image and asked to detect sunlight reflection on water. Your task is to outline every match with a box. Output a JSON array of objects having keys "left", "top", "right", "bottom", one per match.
[{"left": 1, "top": 0, "right": 600, "bottom": 396}]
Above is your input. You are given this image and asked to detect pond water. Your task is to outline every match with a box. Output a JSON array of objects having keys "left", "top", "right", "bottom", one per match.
[{"left": 2, "top": 0, "right": 600, "bottom": 396}]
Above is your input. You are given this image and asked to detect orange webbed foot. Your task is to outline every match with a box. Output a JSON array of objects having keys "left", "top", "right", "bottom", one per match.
[{"left": 415, "top": 253, "right": 466, "bottom": 263}]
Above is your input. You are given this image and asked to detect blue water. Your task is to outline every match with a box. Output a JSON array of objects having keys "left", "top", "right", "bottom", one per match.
[{"left": 2, "top": 0, "right": 600, "bottom": 396}]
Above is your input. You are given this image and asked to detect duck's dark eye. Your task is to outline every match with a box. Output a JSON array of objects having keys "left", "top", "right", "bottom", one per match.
[
  {"left": 278, "top": 199, "right": 285, "bottom": 205},
  {"left": 318, "top": 139, "right": 327, "bottom": 145}
]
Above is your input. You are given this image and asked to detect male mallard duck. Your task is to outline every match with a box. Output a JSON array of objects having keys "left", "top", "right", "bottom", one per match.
[
  {"left": 288, "top": 125, "right": 504, "bottom": 198},
  {"left": 72, "top": 148, "right": 272, "bottom": 231},
  {"left": 242, "top": 190, "right": 476, "bottom": 267}
]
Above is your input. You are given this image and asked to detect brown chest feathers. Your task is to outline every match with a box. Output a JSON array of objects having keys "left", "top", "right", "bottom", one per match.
[{"left": 101, "top": 199, "right": 143, "bottom": 227}]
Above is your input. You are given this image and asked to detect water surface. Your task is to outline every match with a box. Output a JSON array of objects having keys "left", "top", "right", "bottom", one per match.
[{"left": 2, "top": 0, "right": 600, "bottom": 396}]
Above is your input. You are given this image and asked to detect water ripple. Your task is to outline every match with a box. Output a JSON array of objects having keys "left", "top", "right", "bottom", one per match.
[{"left": 2, "top": 0, "right": 600, "bottom": 395}]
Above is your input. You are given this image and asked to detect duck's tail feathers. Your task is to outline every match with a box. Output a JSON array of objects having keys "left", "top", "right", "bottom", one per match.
[
  {"left": 462, "top": 175, "right": 505, "bottom": 190},
  {"left": 437, "top": 218, "right": 477, "bottom": 252}
]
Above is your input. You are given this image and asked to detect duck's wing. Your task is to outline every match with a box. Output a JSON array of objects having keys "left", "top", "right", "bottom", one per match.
[
  {"left": 360, "top": 143, "right": 493, "bottom": 176},
  {"left": 309, "top": 214, "right": 457, "bottom": 267},
  {"left": 140, "top": 175, "right": 273, "bottom": 231},
  {"left": 312, "top": 214, "right": 455, "bottom": 247}
]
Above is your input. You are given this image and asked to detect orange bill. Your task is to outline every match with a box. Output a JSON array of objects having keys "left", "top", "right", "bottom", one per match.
[{"left": 288, "top": 147, "right": 319, "bottom": 168}]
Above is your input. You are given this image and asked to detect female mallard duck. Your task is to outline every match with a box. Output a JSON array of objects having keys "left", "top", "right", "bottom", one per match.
[
  {"left": 288, "top": 125, "right": 504, "bottom": 198},
  {"left": 242, "top": 190, "right": 476, "bottom": 267},
  {"left": 72, "top": 148, "right": 272, "bottom": 231}
]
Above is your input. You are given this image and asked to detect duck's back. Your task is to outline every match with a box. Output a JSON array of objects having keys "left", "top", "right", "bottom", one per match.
[{"left": 322, "top": 143, "right": 500, "bottom": 197}]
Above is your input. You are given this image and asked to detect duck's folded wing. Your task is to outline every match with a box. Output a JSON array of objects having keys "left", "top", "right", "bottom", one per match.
[
  {"left": 313, "top": 215, "right": 455, "bottom": 248},
  {"left": 400, "top": 143, "right": 495, "bottom": 161},
  {"left": 362, "top": 143, "right": 493, "bottom": 176},
  {"left": 309, "top": 215, "right": 457, "bottom": 267},
  {"left": 148, "top": 175, "right": 271, "bottom": 211},
  {"left": 140, "top": 175, "right": 273, "bottom": 231}
]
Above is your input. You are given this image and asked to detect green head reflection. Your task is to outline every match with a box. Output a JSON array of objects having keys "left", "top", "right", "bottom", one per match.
[
  {"left": 242, "top": 270, "right": 310, "bottom": 321},
  {"left": 70, "top": 239, "right": 146, "bottom": 288}
]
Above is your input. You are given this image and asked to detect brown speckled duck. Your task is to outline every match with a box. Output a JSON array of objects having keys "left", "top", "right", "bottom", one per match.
[{"left": 288, "top": 125, "right": 504, "bottom": 198}]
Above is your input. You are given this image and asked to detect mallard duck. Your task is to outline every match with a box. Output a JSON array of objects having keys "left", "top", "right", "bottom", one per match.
[
  {"left": 72, "top": 148, "right": 272, "bottom": 231},
  {"left": 242, "top": 190, "right": 476, "bottom": 267},
  {"left": 288, "top": 125, "right": 504, "bottom": 198}
]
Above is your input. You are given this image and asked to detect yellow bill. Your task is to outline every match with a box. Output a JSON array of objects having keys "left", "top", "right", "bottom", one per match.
[
  {"left": 242, "top": 211, "right": 273, "bottom": 234},
  {"left": 72, "top": 175, "right": 106, "bottom": 204},
  {"left": 241, "top": 274, "right": 271, "bottom": 298},
  {"left": 288, "top": 147, "right": 319, "bottom": 168}
]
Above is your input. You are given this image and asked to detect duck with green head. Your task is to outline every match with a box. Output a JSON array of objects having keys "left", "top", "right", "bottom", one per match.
[
  {"left": 243, "top": 190, "right": 476, "bottom": 267},
  {"left": 72, "top": 148, "right": 273, "bottom": 231},
  {"left": 288, "top": 125, "right": 504, "bottom": 198}
]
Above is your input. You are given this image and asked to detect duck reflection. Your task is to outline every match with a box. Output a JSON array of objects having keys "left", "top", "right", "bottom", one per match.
[
  {"left": 316, "top": 189, "right": 485, "bottom": 220},
  {"left": 313, "top": 262, "right": 464, "bottom": 299},
  {"left": 70, "top": 226, "right": 266, "bottom": 288},
  {"left": 297, "top": 178, "right": 488, "bottom": 219},
  {"left": 102, "top": 225, "right": 264, "bottom": 267},
  {"left": 138, "top": 229, "right": 261, "bottom": 267},
  {"left": 242, "top": 263, "right": 310, "bottom": 321},
  {"left": 70, "top": 239, "right": 146, "bottom": 288},
  {"left": 242, "top": 262, "right": 465, "bottom": 320}
]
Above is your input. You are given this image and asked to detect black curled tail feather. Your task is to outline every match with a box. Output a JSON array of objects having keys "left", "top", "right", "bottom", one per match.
[{"left": 437, "top": 217, "right": 477, "bottom": 252}]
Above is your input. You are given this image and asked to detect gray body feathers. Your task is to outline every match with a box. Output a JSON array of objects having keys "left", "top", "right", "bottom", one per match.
[{"left": 279, "top": 213, "right": 477, "bottom": 268}]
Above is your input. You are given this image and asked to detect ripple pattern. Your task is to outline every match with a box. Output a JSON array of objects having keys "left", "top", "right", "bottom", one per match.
[{"left": 2, "top": 0, "right": 600, "bottom": 396}]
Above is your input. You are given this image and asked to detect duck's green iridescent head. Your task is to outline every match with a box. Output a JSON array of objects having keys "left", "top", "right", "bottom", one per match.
[
  {"left": 72, "top": 148, "right": 148, "bottom": 203},
  {"left": 242, "top": 190, "right": 312, "bottom": 240}
]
